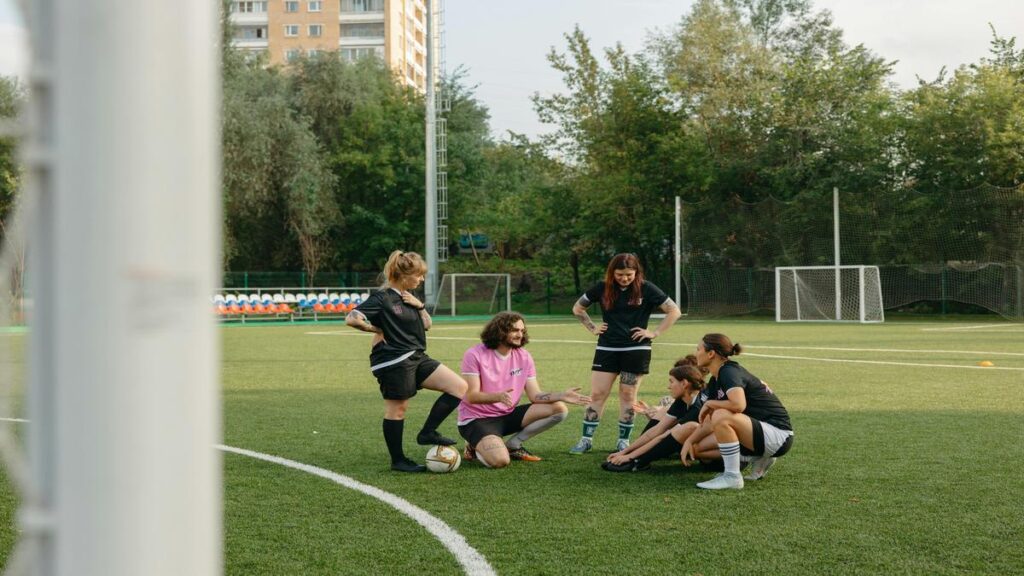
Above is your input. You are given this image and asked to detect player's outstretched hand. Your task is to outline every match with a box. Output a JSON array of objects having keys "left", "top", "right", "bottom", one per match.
[
  {"left": 633, "top": 399, "right": 657, "bottom": 419},
  {"left": 562, "top": 387, "right": 591, "bottom": 406}
]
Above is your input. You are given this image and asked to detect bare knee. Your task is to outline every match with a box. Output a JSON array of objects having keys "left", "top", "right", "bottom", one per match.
[
  {"left": 552, "top": 401, "right": 568, "bottom": 415},
  {"left": 476, "top": 436, "right": 510, "bottom": 469}
]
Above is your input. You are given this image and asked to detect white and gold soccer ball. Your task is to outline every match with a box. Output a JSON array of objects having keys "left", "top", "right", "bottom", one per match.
[{"left": 425, "top": 444, "right": 461, "bottom": 473}]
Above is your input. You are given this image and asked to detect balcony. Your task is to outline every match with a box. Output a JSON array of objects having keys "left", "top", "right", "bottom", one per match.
[{"left": 229, "top": 13, "right": 268, "bottom": 26}]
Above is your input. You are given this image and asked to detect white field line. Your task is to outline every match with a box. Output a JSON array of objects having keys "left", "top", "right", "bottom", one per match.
[
  {"left": 0, "top": 422, "right": 496, "bottom": 575},
  {"left": 218, "top": 445, "right": 496, "bottom": 576},
  {"left": 920, "top": 324, "right": 1022, "bottom": 332},
  {"left": 741, "top": 353, "right": 1024, "bottom": 372},
  {"left": 309, "top": 334, "right": 1023, "bottom": 371}
]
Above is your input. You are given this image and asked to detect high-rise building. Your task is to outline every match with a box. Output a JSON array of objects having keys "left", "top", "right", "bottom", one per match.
[{"left": 227, "top": 0, "right": 428, "bottom": 91}]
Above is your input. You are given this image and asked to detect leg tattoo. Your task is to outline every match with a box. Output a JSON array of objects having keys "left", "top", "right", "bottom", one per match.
[{"left": 620, "top": 372, "right": 639, "bottom": 386}]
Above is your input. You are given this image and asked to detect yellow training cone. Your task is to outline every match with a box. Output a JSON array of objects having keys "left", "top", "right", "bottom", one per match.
[{"left": 978, "top": 360, "right": 994, "bottom": 367}]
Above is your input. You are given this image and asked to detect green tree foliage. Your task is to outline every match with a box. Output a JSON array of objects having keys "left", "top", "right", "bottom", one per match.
[{"left": 0, "top": 76, "right": 22, "bottom": 235}]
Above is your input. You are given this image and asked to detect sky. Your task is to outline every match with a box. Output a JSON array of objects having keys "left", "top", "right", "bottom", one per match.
[{"left": 1, "top": 0, "right": 1022, "bottom": 140}]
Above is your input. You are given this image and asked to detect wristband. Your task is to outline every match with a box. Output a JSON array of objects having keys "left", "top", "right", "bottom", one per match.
[{"left": 413, "top": 305, "right": 425, "bottom": 311}]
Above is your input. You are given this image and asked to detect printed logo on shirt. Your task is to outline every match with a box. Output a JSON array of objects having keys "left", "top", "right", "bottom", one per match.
[
  {"left": 510, "top": 368, "right": 523, "bottom": 376},
  {"left": 716, "top": 389, "right": 726, "bottom": 400},
  {"left": 391, "top": 304, "right": 405, "bottom": 315}
]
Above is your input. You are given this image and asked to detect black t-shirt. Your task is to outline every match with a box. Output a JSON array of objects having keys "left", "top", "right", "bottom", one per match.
[
  {"left": 582, "top": 281, "right": 669, "bottom": 349},
  {"left": 354, "top": 288, "right": 426, "bottom": 366},
  {"left": 706, "top": 361, "right": 792, "bottom": 431},
  {"left": 666, "top": 390, "right": 707, "bottom": 424}
]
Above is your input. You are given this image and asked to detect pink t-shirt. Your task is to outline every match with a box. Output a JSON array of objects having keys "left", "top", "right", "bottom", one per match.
[{"left": 457, "top": 343, "right": 537, "bottom": 424}]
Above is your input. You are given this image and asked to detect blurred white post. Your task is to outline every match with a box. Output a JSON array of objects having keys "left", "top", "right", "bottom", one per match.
[{"left": 28, "top": 0, "right": 222, "bottom": 574}]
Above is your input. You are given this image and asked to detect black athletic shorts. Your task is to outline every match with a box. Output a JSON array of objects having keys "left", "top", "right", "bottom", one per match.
[
  {"left": 458, "top": 404, "right": 531, "bottom": 447},
  {"left": 372, "top": 351, "right": 442, "bottom": 400},
  {"left": 739, "top": 419, "right": 795, "bottom": 458},
  {"left": 591, "top": 348, "right": 651, "bottom": 375}
]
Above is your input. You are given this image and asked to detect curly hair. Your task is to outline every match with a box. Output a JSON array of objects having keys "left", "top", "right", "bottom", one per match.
[{"left": 480, "top": 311, "right": 529, "bottom": 350}]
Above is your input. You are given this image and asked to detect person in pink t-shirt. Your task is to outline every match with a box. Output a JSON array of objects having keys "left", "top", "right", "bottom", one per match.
[{"left": 458, "top": 312, "right": 590, "bottom": 468}]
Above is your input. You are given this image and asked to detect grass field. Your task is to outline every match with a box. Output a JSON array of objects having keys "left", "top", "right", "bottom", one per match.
[{"left": 3, "top": 317, "right": 1024, "bottom": 574}]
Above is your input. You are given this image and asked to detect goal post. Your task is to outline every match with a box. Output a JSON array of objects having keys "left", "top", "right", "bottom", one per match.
[
  {"left": 432, "top": 274, "right": 512, "bottom": 316},
  {"left": 776, "top": 265, "right": 884, "bottom": 323}
]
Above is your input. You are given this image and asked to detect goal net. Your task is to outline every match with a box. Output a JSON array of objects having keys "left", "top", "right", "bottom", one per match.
[
  {"left": 776, "top": 266, "right": 884, "bottom": 323},
  {"left": 432, "top": 273, "right": 512, "bottom": 316}
]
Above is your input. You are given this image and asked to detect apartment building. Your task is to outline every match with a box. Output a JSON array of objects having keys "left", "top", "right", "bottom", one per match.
[{"left": 228, "top": 0, "right": 428, "bottom": 91}]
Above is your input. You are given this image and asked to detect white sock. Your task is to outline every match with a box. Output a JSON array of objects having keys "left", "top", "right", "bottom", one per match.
[
  {"left": 719, "top": 441, "right": 741, "bottom": 475},
  {"left": 506, "top": 412, "right": 567, "bottom": 450}
]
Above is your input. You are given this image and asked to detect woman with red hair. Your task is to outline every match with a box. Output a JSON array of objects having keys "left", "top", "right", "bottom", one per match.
[{"left": 569, "top": 253, "right": 681, "bottom": 454}]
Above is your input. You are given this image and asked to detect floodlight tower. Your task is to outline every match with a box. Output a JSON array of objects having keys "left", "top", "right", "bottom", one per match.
[{"left": 424, "top": 0, "right": 448, "bottom": 307}]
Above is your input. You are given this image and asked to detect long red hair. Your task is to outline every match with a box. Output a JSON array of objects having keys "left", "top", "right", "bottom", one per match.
[{"left": 602, "top": 253, "right": 644, "bottom": 309}]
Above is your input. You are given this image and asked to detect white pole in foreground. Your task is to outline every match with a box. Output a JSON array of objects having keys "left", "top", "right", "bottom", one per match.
[{"left": 31, "top": 0, "right": 222, "bottom": 574}]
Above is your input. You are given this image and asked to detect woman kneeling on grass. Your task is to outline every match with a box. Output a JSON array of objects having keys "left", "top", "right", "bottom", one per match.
[
  {"left": 345, "top": 250, "right": 468, "bottom": 473},
  {"left": 680, "top": 333, "right": 794, "bottom": 490},
  {"left": 601, "top": 357, "right": 707, "bottom": 472}
]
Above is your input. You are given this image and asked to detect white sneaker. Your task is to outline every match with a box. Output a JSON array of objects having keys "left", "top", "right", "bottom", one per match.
[
  {"left": 616, "top": 438, "right": 630, "bottom": 452},
  {"left": 697, "top": 472, "right": 744, "bottom": 490},
  {"left": 568, "top": 438, "right": 592, "bottom": 455},
  {"left": 744, "top": 456, "right": 776, "bottom": 480}
]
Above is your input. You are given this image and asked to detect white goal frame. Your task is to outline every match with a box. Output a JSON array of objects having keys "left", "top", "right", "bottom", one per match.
[
  {"left": 775, "top": 265, "right": 885, "bottom": 323},
  {"left": 432, "top": 273, "right": 512, "bottom": 316}
]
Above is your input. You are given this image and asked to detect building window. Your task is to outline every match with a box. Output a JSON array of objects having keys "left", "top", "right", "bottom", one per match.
[
  {"left": 285, "top": 49, "right": 301, "bottom": 63},
  {"left": 340, "top": 47, "right": 379, "bottom": 61},
  {"left": 308, "top": 24, "right": 322, "bottom": 37},
  {"left": 234, "top": 1, "right": 268, "bottom": 13},
  {"left": 340, "top": 22, "right": 385, "bottom": 38},
  {"left": 341, "top": 0, "right": 384, "bottom": 13},
  {"left": 284, "top": 24, "right": 299, "bottom": 37},
  {"left": 308, "top": 49, "right": 321, "bottom": 58},
  {"left": 235, "top": 27, "right": 267, "bottom": 40},
  {"left": 308, "top": 0, "right": 322, "bottom": 11},
  {"left": 284, "top": 1, "right": 299, "bottom": 13}
]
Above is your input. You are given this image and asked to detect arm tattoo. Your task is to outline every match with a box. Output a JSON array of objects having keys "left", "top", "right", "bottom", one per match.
[
  {"left": 536, "top": 393, "right": 552, "bottom": 402},
  {"left": 620, "top": 372, "right": 639, "bottom": 386},
  {"left": 585, "top": 407, "right": 599, "bottom": 421},
  {"left": 574, "top": 297, "right": 597, "bottom": 331}
]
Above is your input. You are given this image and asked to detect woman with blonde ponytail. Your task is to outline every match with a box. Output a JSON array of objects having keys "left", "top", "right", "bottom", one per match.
[{"left": 346, "top": 250, "right": 468, "bottom": 472}]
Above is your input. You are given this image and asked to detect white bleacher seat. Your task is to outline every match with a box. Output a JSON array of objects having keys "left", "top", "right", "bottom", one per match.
[{"left": 284, "top": 293, "right": 297, "bottom": 303}]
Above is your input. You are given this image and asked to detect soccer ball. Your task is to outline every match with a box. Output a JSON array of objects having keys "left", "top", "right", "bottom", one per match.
[{"left": 425, "top": 444, "right": 461, "bottom": 473}]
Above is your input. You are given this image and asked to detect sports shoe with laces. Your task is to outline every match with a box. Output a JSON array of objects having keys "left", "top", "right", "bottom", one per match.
[
  {"left": 416, "top": 430, "right": 456, "bottom": 446},
  {"left": 463, "top": 443, "right": 476, "bottom": 462},
  {"left": 616, "top": 438, "right": 630, "bottom": 452},
  {"left": 601, "top": 459, "right": 650, "bottom": 472},
  {"left": 390, "top": 458, "right": 426, "bottom": 473},
  {"left": 507, "top": 446, "right": 542, "bottom": 462},
  {"left": 744, "top": 456, "right": 776, "bottom": 480},
  {"left": 696, "top": 472, "right": 744, "bottom": 490},
  {"left": 568, "top": 438, "right": 592, "bottom": 455}
]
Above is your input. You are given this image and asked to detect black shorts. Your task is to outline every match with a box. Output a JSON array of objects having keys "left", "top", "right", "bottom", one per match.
[
  {"left": 591, "top": 348, "right": 651, "bottom": 375},
  {"left": 372, "top": 352, "right": 442, "bottom": 400},
  {"left": 458, "top": 404, "right": 531, "bottom": 447}
]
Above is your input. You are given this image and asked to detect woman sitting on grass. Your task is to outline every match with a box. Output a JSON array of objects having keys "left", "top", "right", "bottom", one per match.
[{"left": 601, "top": 356, "right": 707, "bottom": 472}]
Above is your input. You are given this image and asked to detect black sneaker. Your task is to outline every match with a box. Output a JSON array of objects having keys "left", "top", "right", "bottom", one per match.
[
  {"left": 391, "top": 458, "right": 426, "bottom": 473},
  {"left": 417, "top": 430, "right": 456, "bottom": 446},
  {"left": 602, "top": 459, "right": 650, "bottom": 472}
]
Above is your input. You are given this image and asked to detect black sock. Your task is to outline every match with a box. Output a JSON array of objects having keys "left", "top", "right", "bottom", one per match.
[
  {"left": 421, "top": 393, "right": 460, "bottom": 435},
  {"left": 642, "top": 418, "right": 660, "bottom": 434},
  {"left": 382, "top": 418, "right": 405, "bottom": 464},
  {"left": 636, "top": 434, "right": 682, "bottom": 466}
]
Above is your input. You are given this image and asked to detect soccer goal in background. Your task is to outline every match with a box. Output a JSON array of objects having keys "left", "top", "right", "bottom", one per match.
[
  {"left": 775, "top": 266, "right": 884, "bottom": 323},
  {"left": 432, "top": 273, "right": 511, "bottom": 316}
]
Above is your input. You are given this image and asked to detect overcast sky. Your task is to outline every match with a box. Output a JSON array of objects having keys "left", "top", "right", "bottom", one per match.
[{"left": 2, "top": 1, "right": 1022, "bottom": 140}]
